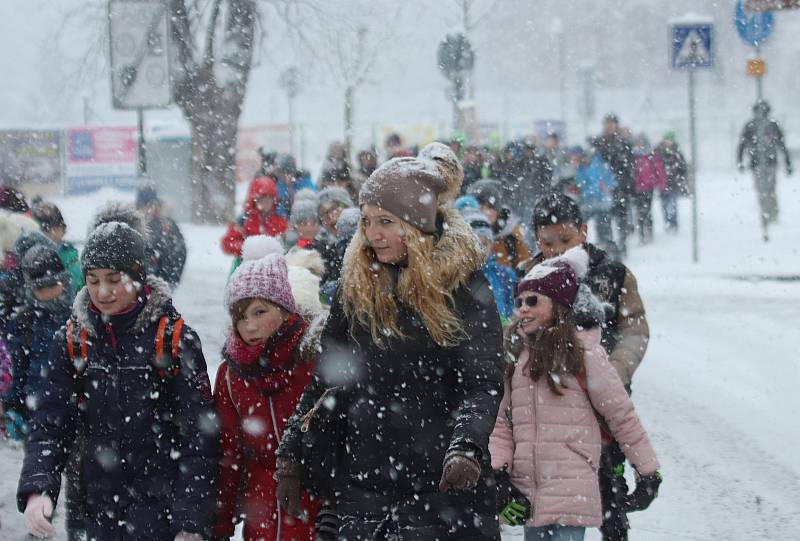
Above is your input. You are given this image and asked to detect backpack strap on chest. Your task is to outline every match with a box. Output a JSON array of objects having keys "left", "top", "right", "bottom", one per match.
[
  {"left": 154, "top": 314, "right": 184, "bottom": 379},
  {"left": 66, "top": 319, "right": 89, "bottom": 375}
]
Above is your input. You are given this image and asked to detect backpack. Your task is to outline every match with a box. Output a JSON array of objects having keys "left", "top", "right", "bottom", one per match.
[{"left": 65, "top": 315, "right": 184, "bottom": 380}]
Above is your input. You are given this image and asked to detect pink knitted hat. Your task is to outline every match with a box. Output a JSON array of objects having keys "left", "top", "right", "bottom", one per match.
[{"left": 225, "top": 253, "right": 297, "bottom": 314}]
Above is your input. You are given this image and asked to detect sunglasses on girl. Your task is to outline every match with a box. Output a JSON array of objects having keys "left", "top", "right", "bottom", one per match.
[{"left": 514, "top": 296, "right": 538, "bottom": 309}]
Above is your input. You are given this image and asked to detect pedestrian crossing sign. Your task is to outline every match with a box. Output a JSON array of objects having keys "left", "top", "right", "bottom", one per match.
[{"left": 670, "top": 21, "right": 714, "bottom": 70}]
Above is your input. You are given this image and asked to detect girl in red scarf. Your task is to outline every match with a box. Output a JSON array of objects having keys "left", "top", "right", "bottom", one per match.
[{"left": 211, "top": 253, "right": 322, "bottom": 540}]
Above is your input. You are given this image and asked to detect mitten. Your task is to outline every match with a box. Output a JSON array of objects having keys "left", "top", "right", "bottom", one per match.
[
  {"left": 622, "top": 472, "right": 662, "bottom": 513},
  {"left": 495, "top": 466, "right": 531, "bottom": 526},
  {"left": 275, "top": 457, "right": 302, "bottom": 516},
  {"left": 439, "top": 449, "right": 481, "bottom": 492}
]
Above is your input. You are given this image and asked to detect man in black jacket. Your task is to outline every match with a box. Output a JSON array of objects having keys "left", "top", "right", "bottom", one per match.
[{"left": 736, "top": 100, "right": 792, "bottom": 240}]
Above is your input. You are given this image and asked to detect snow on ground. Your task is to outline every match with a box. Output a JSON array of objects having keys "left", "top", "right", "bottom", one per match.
[{"left": 1, "top": 170, "right": 799, "bottom": 540}]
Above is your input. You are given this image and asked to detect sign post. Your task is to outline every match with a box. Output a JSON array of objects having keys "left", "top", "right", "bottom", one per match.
[
  {"left": 670, "top": 14, "right": 714, "bottom": 263},
  {"left": 109, "top": 0, "right": 172, "bottom": 177},
  {"left": 735, "top": 0, "right": 774, "bottom": 100}
]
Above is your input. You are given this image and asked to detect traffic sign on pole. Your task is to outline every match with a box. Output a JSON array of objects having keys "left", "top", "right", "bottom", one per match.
[
  {"left": 670, "top": 14, "right": 714, "bottom": 263},
  {"left": 670, "top": 17, "right": 714, "bottom": 69},
  {"left": 109, "top": 1, "right": 171, "bottom": 109},
  {"left": 735, "top": 0, "right": 775, "bottom": 46}
]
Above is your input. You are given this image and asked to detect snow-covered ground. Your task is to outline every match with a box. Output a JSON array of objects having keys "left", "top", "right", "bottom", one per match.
[{"left": 1, "top": 169, "right": 799, "bottom": 540}]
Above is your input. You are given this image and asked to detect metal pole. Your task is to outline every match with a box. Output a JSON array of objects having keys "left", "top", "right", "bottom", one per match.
[
  {"left": 755, "top": 44, "right": 764, "bottom": 100},
  {"left": 137, "top": 108, "right": 146, "bottom": 176},
  {"left": 288, "top": 96, "right": 295, "bottom": 156},
  {"left": 688, "top": 68, "right": 699, "bottom": 263}
]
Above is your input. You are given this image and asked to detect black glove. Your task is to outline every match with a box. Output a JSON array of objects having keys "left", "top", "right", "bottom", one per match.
[
  {"left": 315, "top": 503, "right": 339, "bottom": 541},
  {"left": 495, "top": 466, "right": 531, "bottom": 526},
  {"left": 622, "top": 472, "right": 662, "bottom": 513}
]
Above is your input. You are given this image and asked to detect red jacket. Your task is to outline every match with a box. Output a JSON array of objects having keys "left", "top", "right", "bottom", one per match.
[
  {"left": 212, "top": 314, "right": 319, "bottom": 540},
  {"left": 221, "top": 176, "right": 288, "bottom": 257}
]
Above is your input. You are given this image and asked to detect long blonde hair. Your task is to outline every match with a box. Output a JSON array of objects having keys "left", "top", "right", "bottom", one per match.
[{"left": 340, "top": 217, "right": 466, "bottom": 348}]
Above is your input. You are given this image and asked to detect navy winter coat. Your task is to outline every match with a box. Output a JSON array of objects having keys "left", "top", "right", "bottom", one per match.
[
  {"left": 2, "top": 292, "right": 72, "bottom": 416},
  {"left": 17, "top": 277, "right": 219, "bottom": 540}
]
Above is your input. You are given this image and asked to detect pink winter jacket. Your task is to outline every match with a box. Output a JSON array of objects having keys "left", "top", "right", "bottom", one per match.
[
  {"left": 489, "top": 328, "right": 660, "bottom": 528},
  {"left": 634, "top": 152, "right": 667, "bottom": 193}
]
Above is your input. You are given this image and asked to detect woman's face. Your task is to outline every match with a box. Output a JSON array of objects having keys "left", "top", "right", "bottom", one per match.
[
  {"left": 235, "top": 299, "right": 287, "bottom": 347},
  {"left": 86, "top": 269, "right": 140, "bottom": 315},
  {"left": 515, "top": 291, "right": 554, "bottom": 334},
  {"left": 361, "top": 204, "right": 408, "bottom": 265},
  {"left": 321, "top": 204, "right": 344, "bottom": 233}
]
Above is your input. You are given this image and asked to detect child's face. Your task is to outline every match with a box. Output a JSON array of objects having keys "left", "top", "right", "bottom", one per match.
[
  {"left": 256, "top": 196, "right": 275, "bottom": 214},
  {"left": 535, "top": 222, "right": 587, "bottom": 259},
  {"left": 322, "top": 206, "right": 344, "bottom": 232},
  {"left": 480, "top": 204, "right": 499, "bottom": 225},
  {"left": 86, "top": 269, "right": 140, "bottom": 315},
  {"left": 515, "top": 292, "right": 554, "bottom": 334},
  {"left": 33, "top": 283, "right": 65, "bottom": 302},
  {"left": 46, "top": 226, "right": 66, "bottom": 244},
  {"left": 235, "top": 299, "right": 287, "bottom": 347},
  {"left": 296, "top": 219, "right": 319, "bottom": 241}
]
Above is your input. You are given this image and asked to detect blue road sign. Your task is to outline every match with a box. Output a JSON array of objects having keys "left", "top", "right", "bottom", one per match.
[
  {"left": 671, "top": 22, "right": 714, "bottom": 70},
  {"left": 735, "top": 0, "right": 774, "bottom": 46}
]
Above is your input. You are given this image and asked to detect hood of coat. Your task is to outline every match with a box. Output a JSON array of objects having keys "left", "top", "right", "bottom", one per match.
[{"left": 72, "top": 275, "right": 175, "bottom": 337}]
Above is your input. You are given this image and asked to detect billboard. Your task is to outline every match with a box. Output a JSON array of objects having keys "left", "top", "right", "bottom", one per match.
[
  {"left": 0, "top": 130, "right": 62, "bottom": 188},
  {"left": 66, "top": 127, "right": 138, "bottom": 194}
]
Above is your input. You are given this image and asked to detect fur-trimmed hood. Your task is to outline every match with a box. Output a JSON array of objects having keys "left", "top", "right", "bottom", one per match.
[
  {"left": 423, "top": 205, "right": 487, "bottom": 292},
  {"left": 72, "top": 275, "right": 175, "bottom": 337}
]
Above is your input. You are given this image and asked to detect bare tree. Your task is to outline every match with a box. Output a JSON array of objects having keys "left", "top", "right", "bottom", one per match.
[
  {"left": 298, "top": 2, "right": 402, "bottom": 161},
  {"left": 169, "top": 0, "right": 325, "bottom": 223}
]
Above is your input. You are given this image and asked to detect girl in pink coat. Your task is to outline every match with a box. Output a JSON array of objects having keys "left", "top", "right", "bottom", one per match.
[{"left": 489, "top": 246, "right": 661, "bottom": 541}]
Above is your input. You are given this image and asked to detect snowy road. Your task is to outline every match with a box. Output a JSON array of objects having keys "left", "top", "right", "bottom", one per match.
[{"left": 1, "top": 171, "right": 799, "bottom": 540}]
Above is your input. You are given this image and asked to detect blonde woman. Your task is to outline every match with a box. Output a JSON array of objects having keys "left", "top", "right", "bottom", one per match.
[{"left": 275, "top": 143, "right": 505, "bottom": 540}]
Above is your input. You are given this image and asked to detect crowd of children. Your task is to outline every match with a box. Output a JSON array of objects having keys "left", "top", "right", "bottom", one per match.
[{"left": 0, "top": 131, "right": 663, "bottom": 541}]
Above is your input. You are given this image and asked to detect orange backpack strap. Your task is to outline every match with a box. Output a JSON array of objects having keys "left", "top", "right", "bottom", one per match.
[
  {"left": 66, "top": 320, "right": 75, "bottom": 361},
  {"left": 154, "top": 315, "right": 184, "bottom": 379},
  {"left": 66, "top": 319, "right": 90, "bottom": 374}
]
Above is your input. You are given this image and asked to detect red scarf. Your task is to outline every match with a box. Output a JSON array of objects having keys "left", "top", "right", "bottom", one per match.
[{"left": 224, "top": 314, "right": 309, "bottom": 395}]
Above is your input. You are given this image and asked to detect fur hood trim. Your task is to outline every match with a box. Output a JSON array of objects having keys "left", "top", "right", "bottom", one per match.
[
  {"left": 72, "top": 275, "right": 174, "bottom": 337},
  {"left": 285, "top": 247, "right": 326, "bottom": 279},
  {"left": 423, "top": 206, "right": 486, "bottom": 292},
  {"left": 571, "top": 284, "right": 607, "bottom": 329},
  {"left": 296, "top": 309, "right": 328, "bottom": 362}
]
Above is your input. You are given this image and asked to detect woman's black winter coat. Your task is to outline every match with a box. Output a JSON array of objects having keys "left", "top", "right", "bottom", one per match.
[
  {"left": 279, "top": 269, "right": 506, "bottom": 540},
  {"left": 16, "top": 277, "right": 219, "bottom": 541}
]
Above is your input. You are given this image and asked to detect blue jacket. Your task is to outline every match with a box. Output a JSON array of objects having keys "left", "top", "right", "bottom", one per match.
[
  {"left": 276, "top": 175, "right": 316, "bottom": 218},
  {"left": 3, "top": 290, "right": 73, "bottom": 416},
  {"left": 576, "top": 154, "right": 618, "bottom": 211},
  {"left": 17, "top": 277, "right": 219, "bottom": 540},
  {"left": 482, "top": 255, "right": 517, "bottom": 320}
]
